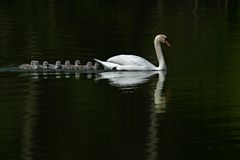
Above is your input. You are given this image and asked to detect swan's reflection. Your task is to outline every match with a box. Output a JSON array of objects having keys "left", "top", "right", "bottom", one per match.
[
  {"left": 96, "top": 71, "right": 167, "bottom": 112},
  {"left": 146, "top": 72, "right": 167, "bottom": 160},
  {"left": 96, "top": 71, "right": 167, "bottom": 160},
  {"left": 29, "top": 71, "right": 167, "bottom": 113},
  {"left": 154, "top": 72, "right": 167, "bottom": 113},
  {"left": 96, "top": 71, "right": 162, "bottom": 87},
  {"left": 25, "top": 70, "right": 167, "bottom": 160}
]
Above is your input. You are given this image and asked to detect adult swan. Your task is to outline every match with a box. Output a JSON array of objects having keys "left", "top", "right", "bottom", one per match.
[{"left": 94, "top": 34, "right": 171, "bottom": 71}]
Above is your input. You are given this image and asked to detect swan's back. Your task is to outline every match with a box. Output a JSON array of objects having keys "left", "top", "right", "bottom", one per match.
[{"left": 107, "top": 55, "right": 156, "bottom": 70}]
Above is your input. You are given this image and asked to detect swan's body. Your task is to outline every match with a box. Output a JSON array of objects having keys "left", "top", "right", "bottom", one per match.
[
  {"left": 94, "top": 34, "right": 171, "bottom": 71},
  {"left": 95, "top": 55, "right": 158, "bottom": 70}
]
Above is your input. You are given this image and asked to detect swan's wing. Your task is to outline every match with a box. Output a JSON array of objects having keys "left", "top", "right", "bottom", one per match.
[
  {"left": 107, "top": 55, "right": 156, "bottom": 68},
  {"left": 94, "top": 59, "right": 120, "bottom": 70},
  {"left": 95, "top": 55, "right": 157, "bottom": 70}
]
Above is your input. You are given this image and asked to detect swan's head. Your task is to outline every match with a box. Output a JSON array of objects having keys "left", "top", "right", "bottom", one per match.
[{"left": 155, "top": 34, "right": 171, "bottom": 47}]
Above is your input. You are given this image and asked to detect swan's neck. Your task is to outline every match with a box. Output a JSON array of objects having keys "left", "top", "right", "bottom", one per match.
[{"left": 154, "top": 39, "right": 166, "bottom": 70}]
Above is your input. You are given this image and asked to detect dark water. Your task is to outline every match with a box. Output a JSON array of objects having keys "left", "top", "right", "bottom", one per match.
[{"left": 1, "top": 0, "right": 240, "bottom": 160}]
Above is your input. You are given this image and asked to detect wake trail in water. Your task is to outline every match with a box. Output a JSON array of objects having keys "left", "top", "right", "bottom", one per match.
[{"left": 0, "top": 66, "right": 107, "bottom": 74}]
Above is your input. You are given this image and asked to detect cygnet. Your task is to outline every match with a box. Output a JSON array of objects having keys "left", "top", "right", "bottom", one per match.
[
  {"left": 92, "top": 62, "right": 99, "bottom": 70},
  {"left": 48, "top": 61, "right": 62, "bottom": 69},
  {"left": 19, "top": 60, "right": 38, "bottom": 70},
  {"left": 38, "top": 61, "right": 48, "bottom": 69},
  {"left": 73, "top": 60, "right": 81, "bottom": 70},
  {"left": 83, "top": 62, "right": 93, "bottom": 70},
  {"left": 62, "top": 60, "right": 73, "bottom": 70}
]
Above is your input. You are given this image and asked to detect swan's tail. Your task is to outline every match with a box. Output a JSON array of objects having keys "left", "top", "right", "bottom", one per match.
[
  {"left": 94, "top": 59, "right": 104, "bottom": 64},
  {"left": 94, "top": 58, "right": 119, "bottom": 70}
]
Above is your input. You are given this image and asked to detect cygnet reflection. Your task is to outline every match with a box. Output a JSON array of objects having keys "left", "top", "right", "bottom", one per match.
[
  {"left": 75, "top": 73, "right": 80, "bottom": 79},
  {"left": 30, "top": 72, "right": 39, "bottom": 79}
]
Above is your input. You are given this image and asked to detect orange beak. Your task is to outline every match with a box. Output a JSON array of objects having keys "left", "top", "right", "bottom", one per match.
[{"left": 165, "top": 40, "right": 172, "bottom": 47}]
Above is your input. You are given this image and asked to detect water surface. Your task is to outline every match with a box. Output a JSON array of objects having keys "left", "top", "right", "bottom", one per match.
[{"left": 0, "top": 0, "right": 240, "bottom": 160}]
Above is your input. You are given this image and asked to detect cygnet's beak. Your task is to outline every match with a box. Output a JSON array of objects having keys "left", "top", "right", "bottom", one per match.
[{"left": 165, "top": 40, "right": 172, "bottom": 47}]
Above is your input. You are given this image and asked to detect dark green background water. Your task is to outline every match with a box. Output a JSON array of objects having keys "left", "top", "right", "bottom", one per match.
[{"left": 1, "top": 0, "right": 240, "bottom": 160}]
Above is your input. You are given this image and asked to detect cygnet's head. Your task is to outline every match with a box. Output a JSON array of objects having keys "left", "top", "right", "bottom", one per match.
[
  {"left": 155, "top": 34, "right": 171, "bottom": 47},
  {"left": 55, "top": 61, "right": 61, "bottom": 66},
  {"left": 86, "top": 62, "right": 92, "bottom": 67},
  {"left": 75, "top": 60, "right": 80, "bottom": 65},
  {"left": 30, "top": 60, "right": 35, "bottom": 66},
  {"left": 65, "top": 60, "right": 70, "bottom": 65},
  {"left": 94, "top": 62, "right": 99, "bottom": 67},
  {"left": 43, "top": 61, "right": 48, "bottom": 66},
  {"left": 34, "top": 60, "right": 39, "bottom": 66}
]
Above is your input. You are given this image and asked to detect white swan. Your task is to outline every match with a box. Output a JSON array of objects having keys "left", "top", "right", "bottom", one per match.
[{"left": 94, "top": 34, "right": 171, "bottom": 71}]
